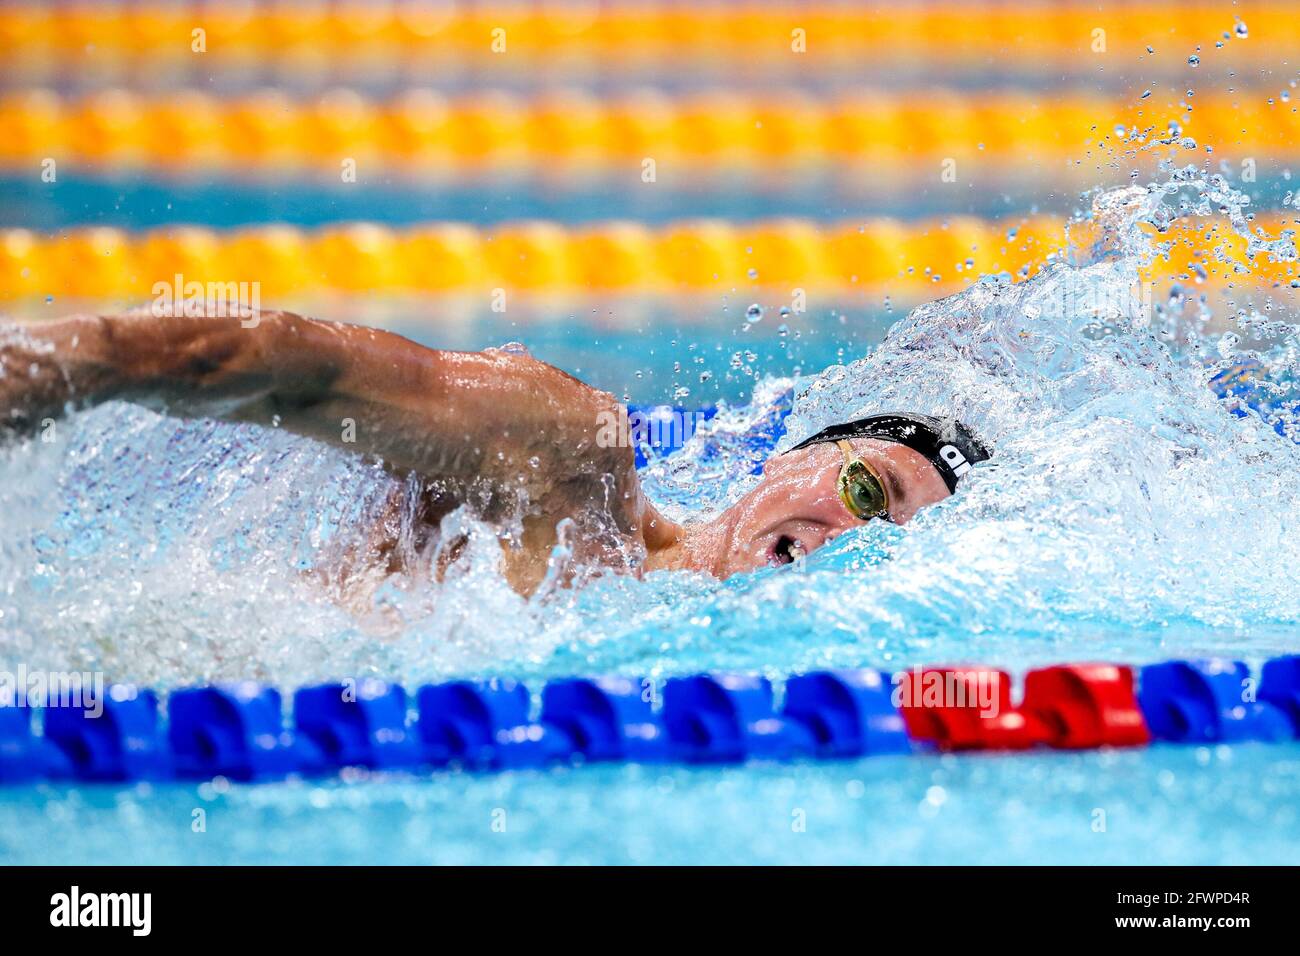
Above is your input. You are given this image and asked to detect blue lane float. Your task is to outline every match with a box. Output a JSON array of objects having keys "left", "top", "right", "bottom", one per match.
[
  {"left": 1209, "top": 360, "right": 1295, "bottom": 442},
  {"left": 626, "top": 404, "right": 719, "bottom": 468},
  {"left": 783, "top": 669, "right": 911, "bottom": 757},
  {"left": 663, "top": 674, "right": 815, "bottom": 762},
  {"left": 1260, "top": 655, "right": 1300, "bottom": 733},
  {"left": 295, "top": 680, "right": 420, "bottom": 770},
  {"left": 44, "top": 685, "right": 170, "bottom": 782},
  {"left": 540, "top": 676, "right": 670, "bottom": 762},
  {"left": 0, "top": 703, "right": 71, "bottom": 783},
  {"left": 626, "top": 400, "right": 792, "bottom": 473},
  {"left": 1137, "top": 660, "right": 1293, "bottom": 743},
  {"left": 168, "top": 683, "right": 316, "bottom": 781},
  {"left": 1, "top": 657, "right": 1299, "bottom": 784},
  {"left": 416, "top": 680, "right": 572, "bottom": 769}
]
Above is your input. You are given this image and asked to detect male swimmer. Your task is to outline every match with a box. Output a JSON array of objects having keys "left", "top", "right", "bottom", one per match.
[{"left": 0, "top": 309, "right": 989, "bottom": 595}]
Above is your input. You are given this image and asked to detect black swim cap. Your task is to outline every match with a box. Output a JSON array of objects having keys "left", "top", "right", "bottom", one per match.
[{"left": 787, "top": 412, "right": 991, "bottom": 493}]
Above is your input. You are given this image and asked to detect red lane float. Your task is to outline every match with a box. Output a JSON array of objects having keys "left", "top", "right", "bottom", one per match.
[
  {"left": 898, "top": 663, "right": 1150, "bottom": 751},
  {"left": 897, "top": 667, "right": 1042, "bottom": 750},
  {"left": 1021, "top": 664, "right": 1149, "bottom": 749}
]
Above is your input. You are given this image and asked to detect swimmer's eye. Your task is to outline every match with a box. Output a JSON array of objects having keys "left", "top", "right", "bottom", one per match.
[{"left": 774, "top": 535, "right": 807, "bottom": 565}]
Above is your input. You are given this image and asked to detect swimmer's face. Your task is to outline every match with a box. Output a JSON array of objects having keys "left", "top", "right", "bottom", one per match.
[{"left": 700, "top": 438, "right": 951, "bottom": 576}]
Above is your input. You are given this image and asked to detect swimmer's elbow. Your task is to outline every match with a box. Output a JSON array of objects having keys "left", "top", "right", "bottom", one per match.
[
  {"left": 462, "top": 351, "right": 634, "bottom": 477},
  {"left": 575, "top": 389, "right": 638, "bottom": 480}
]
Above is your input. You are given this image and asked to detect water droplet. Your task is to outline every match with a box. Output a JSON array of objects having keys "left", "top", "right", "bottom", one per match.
[
  {"left": 745, "top": 304, "right": 764, "bottom": 322},
  {"left": 1140, "top": 89, "right": 1152, "bottom": 99},
  {"left": 1188, "top": 54, "right": 1201, "bottom": 66}
]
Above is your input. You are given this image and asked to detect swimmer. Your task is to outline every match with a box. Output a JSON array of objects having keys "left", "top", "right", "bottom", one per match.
[{"left": 0, "top": 309, "right": 989, "bottom": 594}]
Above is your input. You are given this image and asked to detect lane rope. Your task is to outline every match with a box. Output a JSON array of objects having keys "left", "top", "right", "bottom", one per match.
[
  {"left": 2, "top": 3, "right": 1292, "bottom": 78},
  {"left": 1, "top": 88, "right": 1294, "bottom": 172},
  {"left": 3, "top": 657, "right": 1298, "bottom": 782},
  {"left": 4, "top": 215, "right": 1294, "bottom": 300}
]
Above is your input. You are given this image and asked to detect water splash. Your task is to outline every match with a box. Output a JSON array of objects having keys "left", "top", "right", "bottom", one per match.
[
  {"left": 2, "top": 168, "right": 1299, "bottom": 686},
  {"left": 768, "top": 166, "right": 1300, "bottom": 659}
]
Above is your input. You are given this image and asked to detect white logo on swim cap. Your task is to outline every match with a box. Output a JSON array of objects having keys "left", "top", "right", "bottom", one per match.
[{"left": 939, "top": 444, "right": 971, "bottom": 477}]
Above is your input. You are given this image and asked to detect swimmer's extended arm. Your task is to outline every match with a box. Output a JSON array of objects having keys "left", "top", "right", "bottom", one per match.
[{"left": 0, "top": 310, "right": 632, "bottom": 490}]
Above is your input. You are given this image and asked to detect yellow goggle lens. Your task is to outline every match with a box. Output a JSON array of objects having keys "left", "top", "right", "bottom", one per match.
[{"left": 837, "top": 459, "right": 888, "bottom": 520}]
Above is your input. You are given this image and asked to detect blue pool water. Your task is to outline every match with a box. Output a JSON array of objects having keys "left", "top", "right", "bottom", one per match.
[
  {"left": 3, "top": 744, "right": 1300, "bottom": 865},
  {"left": 3, "top": 165, "right": 1300, "bottom": 864}
]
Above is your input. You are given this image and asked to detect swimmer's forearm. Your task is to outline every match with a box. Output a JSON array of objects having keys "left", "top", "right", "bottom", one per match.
[
  {"left": 0, "top": 311, "right": 299, "bottom": 434},
  {"left": 0, "top": 316, "right": 123, "bottom": 434}
]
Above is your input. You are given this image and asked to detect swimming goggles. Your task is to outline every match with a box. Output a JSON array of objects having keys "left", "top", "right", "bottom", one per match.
[
  {"left": 790, "top": 411, "right": 992, "bottom": 495},
  {"left": 834, "top": 439, "right": 890, "bottom": 521}
]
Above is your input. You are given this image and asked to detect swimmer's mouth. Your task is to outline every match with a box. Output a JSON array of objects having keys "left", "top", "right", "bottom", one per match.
[{"left": 770, "top": 534, "right": 807, "bottom": 566}]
